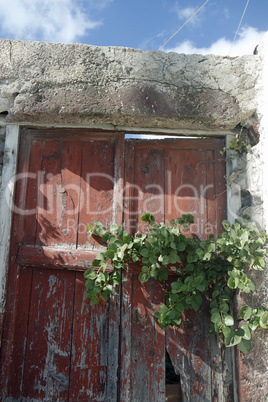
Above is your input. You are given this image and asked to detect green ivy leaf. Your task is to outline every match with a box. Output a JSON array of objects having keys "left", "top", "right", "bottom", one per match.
[
  {"left": 238, "top": 305, "right": 252, "bottom": 320},
  {"left": 241, "top": 323, "right": 251, "bottom": 340},
  {"left": 105, "top": 250, "right": 115, "bottom": 259},
  {"left": 110, "top": 223, "right": 118, "bottom": 232},
  {"left": 87, "top": 224, "right": 94, "bottom": 233},
  {"left": 158, "top": 304, "right": 168, "bottom": 314},
  {"left": 248, "top": 319, "right": 259, "bottom": 331},
  {"left": 219, "top": 303, "right": 229, "bottom": 313},
  {"left": 192, "top": 294, "right": 202, "bottom": 311},
  {"left": 181, "top": 214, "right": 194, "bottom": 223},
  {"left": 142, "top": 266, "right": 150, "bottom": 273},
  {"left": 162, "top": 255, "right": 170, "bottom": 265},
  {"left": 139, "top": 272, "right": 150, "bottom": 283},
  {"left": 256, "top": 257, "right": 265, "bottom": 269},
  {"left": 259, "top": 311, "right": 268, "bottom": 329},
  {"left": 140, "top": 248, "right": 150, "bottom": 257},
  {"left": 87, "top": 294, "right": 100, "bottom": 304},
  {"left": 166, "top": 310, "right": 176, "bottom": 320},
  {"left": 111, "top": 271, "right": 121, "bottom": 286},
  {"left": 177, "top": 242, "right": 186, "bottom": 251},
  {"left": 84, "top": 269, "right": 97, "bottom": 280},
  {"left": 225, "top": 330, "right": 242, "bottom": 347},
  {"left": 227, "top": 277, "right": 235, "bottom": 289},
  {"left": 224, "top": 315, "right": 234, "bottom": 326},
  {"left": 238, "top": 338, "right": 252, "bottom": 354},
  {"left": 174, "top": 303, "right": 185, "bottom": 313},
  {"left": 141, "top": 213, "right": 155, "bottom": 224},
  {"left": 211, "top": 313, "right": 221, "bottom": 324},
  {"left": 158, "top": 270, "right": 168, "bottom": 281},
  {"left": 222, "top": 220, "right": 230, "bottom": 231},
  {"left": 154, "top": 311, "right": 161, "bottom": 318},
  {"left": 92, "top": 259, "right": 101, "bottom": 268},
  {"left": 172, "top": 318, "right": 182, "bottom": 326},
  {"left": 187, "top": 253, "right": 198, "bottom": 263},
  {"left": 255, "top": 307, "right": 267, "bottom": 317}
]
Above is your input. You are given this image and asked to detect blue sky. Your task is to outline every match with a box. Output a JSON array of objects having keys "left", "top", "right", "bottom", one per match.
[{"left": 0, "top": 0, "right": 267, "bottom": 56}]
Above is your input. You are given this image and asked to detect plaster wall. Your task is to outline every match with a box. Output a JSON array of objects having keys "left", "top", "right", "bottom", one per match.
[{"left": 227, "top": 33, "right": 268, "bottom": 401}]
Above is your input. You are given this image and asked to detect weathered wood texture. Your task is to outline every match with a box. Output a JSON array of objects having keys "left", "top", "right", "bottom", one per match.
[
  {"left": 0, "top": 129, "right": 230, "bottom": 401},
  {"left": 123, "top": 138, "right": 229, "bottom": 402},
  {"left": 0, "top": 125, "right": 19, "bottom": 341},
  {"left": 0, "top": 129, "right": 123, "bottom": 401}
]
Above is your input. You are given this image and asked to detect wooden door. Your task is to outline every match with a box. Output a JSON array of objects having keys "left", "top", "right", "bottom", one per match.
[{"left": 0, "top": 130, "right": 227, "bottom": 401}]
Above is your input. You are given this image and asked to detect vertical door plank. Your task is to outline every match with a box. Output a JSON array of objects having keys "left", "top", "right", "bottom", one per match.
[
  {"left": 68, "top": 273, "right": 111, "bottom": 401},
  {"left": 166, "top": 300, "right": 212, "bottom": 401},
  {"left": 214, "top": 146, "right": 227, "bottom": 236},
  {"left": 23, "top": 139, "right": 43, "bottom": 244},
  {"left": 165, "top": 148, "right": 208, "bottom": 238},
  {"left": 120, "top": 273, "right": 166, "bottom": 402},
  {"left": 57, "top": 140, "right": 82, "bottom": 246},
  {"left": 4, "top": 267, "right": 33, "bottom": 398},
  {"left": 36, "top": 140, "right": 62, "bottom": 246},
  {"left": 22, "top": 268, "right": 74, "bottom": 400},
  {"left": 69, "top": 136, "right": 123, "bottom": 400},
  {"left": 205, "top": 147, "right": 226, "bottom": 238},
  {"left": 0, "top": 134, "right": 33, "bottom": 398},
  {"left": 165, "top": 141, "right": 227, "bottom": 401},
  {"left": 122, "top": 142, "right": 166, "bottom": 401},
  {"left": 207, "top": 145, "right": 234, "bottom": 400},
  {"left": 165, "top": 146, "right": 212, "bottom": 401},
  {"left": 77, "top": 140, "right": 115, "bottom": 249},
  {"left": 124, "top": 141, "right": 165, "bottom": 233},
  {"left": 106, "top": 134, "right": 124, "bottom": 400},
  {"left": 205, "top": 149, "right": 217, "bottom": 239}
]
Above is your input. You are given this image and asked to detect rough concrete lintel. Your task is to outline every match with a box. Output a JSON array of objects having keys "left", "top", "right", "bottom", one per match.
[{"left": 0, "top": 39, "right": 260, "bottom": 131}]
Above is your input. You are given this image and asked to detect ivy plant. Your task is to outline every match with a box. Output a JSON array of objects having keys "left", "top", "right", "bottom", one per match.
[{"left": 84, "top": 213, "right": 268, "bottom": 354}]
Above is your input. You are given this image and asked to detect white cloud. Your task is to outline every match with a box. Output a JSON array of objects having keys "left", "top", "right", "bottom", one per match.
[
  {"left": 173, "top": 2, "right": 204, "bottom": 27},
  {"left": 165, "top": 26, "right": 265, "bottom": 56},
  {"left": 0, "top": 0, "right": 107, "bottom": 43},
  {"left": 177, "top": 7, "right": 196, "bottom": 21}
]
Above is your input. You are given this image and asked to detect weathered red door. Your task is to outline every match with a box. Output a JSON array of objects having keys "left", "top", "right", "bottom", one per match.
[
  {"left": 0, "top": 129, "right": 227, "bottom": 401},
  {"left": 121, "top": 139, "right": 227, "bottom": 401}
]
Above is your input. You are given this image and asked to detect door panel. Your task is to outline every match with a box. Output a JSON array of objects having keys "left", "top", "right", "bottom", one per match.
[
  {"left": 69, "top": 272, "right": 116, "bottom": 401},
  {"left": 122, "top": 138, "right": 227, "bottom": 401},
  {"left": 21, "top": 267, "right": 74, "bottom": 400},
  {"left": 0, "top": 129, "right": 123, "bottom": 401}
]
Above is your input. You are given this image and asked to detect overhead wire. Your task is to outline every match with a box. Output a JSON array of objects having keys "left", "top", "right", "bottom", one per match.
[
  {"left": 158, "top": 0, "right": 211, "bottom": 51},
  {"left": 229, "top": 0, "right": 250, "bottom": 55}
]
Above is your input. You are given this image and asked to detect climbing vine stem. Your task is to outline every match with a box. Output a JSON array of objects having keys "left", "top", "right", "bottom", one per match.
[{"left": 84, "top": 213, "right": 268, "bottom": 354}]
